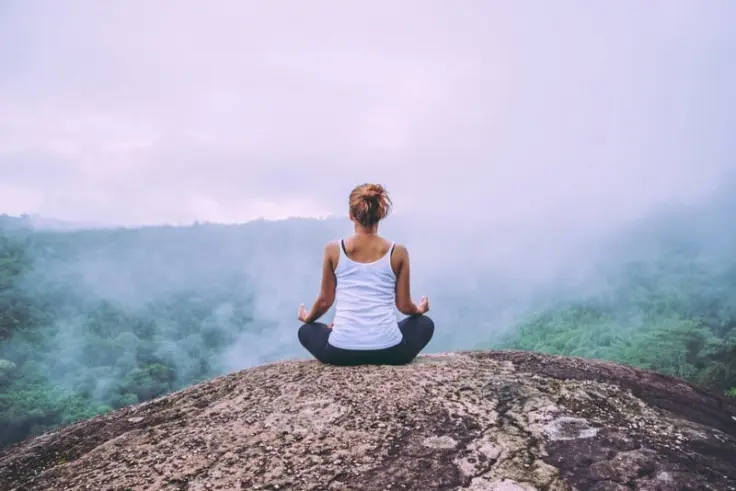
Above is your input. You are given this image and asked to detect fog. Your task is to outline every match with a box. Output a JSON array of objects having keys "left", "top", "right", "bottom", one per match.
[
  {"left": 1, "top": 1, "right": 734, "bottom": 227},
  {"left": 6, "top": 172, "right": 734, "bottom": 384}
]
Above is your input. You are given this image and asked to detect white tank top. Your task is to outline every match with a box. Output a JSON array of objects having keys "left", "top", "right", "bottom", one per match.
[{"left": 328, "top": 239, "right": 403, "bottom": 350}]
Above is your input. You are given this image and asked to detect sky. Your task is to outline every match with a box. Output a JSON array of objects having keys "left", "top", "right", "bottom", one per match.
[{"left": 1, "top": 1, "right": 735, "bottom": 228}]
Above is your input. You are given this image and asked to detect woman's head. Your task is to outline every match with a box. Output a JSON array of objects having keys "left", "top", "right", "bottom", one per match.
[{"left": 349, "top": 183, "right": 392, "bottom": 228}]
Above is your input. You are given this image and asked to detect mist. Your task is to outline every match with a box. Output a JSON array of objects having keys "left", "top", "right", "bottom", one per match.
[
  {"left": 1, "top": 1, "right": 734, "bottom": 227},
  {"left": 4, "top": 172, "right": 733, "bottom": 371}
]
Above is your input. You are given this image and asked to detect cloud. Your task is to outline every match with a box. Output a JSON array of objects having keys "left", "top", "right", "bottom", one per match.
[{"left": 1, "top": 0, "right": 734, "bottom": 226}]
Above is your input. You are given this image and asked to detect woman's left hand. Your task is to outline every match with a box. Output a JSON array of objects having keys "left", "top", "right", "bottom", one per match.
[{"left": 298, "top": 304, "right": 309, "bottom": 323}]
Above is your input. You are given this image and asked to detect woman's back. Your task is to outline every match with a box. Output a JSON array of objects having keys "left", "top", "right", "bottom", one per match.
[
  {"left": 339, "top": 235, "right": 394, "bottom": 264},
  {"left": 296, "top": 183, "right": 433, "bottom": 366},
  {"left": 328, "top": 236, "right": 403, "bottom": 350}
]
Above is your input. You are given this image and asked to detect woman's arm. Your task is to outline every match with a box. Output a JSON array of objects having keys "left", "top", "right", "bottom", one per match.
[
  {"left": 393, "top": 244, "right": 429, "bottom": 316},
  {"left": 299, "top": 242, "right": 338, "bottom": 324}
]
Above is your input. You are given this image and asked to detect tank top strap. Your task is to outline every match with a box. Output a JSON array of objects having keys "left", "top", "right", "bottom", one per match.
[
  {"left": 335, "top": 238, "right": 347, "bottom": 271},
  {"left": 382, "top": 241, "right": 396, "bottom": 268}
]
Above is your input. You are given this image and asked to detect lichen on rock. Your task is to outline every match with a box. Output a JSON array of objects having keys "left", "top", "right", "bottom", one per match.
[{"left": 1, "top": 350, "right": 735, "bottom": 490}]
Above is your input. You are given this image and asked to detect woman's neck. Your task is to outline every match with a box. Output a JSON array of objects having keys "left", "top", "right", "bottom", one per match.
[{"left": 354, "top": 224, "right": 378, "bottom": 236}]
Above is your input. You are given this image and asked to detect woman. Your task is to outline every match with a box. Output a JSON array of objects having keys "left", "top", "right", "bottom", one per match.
[{"left": 297, "top": 183, "right": 434, "bottom": 366}]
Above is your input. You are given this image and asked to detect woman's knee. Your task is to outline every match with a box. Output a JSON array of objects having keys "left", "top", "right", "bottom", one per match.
[
  {"left": 298, "top": 322, "right": 328, "bottom": 349},
  {"left": 297, "top": 323, "right": 311, "bottom": 347},
  {"left": 417, "top": 315, "right": 435, "bottom": 339}
]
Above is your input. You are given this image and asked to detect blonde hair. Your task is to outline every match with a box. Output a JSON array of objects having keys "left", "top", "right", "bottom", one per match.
[{"left": 348, "top": 183, "right": 392, "bottom": 227}]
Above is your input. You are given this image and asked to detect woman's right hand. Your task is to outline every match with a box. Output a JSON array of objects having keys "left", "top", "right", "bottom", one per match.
[{"left": 416, "top": 296, "right": 430, "bottom": 314}]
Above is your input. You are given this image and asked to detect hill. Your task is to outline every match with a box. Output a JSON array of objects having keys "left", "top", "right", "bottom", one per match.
[{"left": 1, "top": 351, "right": 735, "bottom": 490}]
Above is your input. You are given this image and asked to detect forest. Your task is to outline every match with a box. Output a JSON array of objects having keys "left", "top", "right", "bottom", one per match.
[{"left": 1, "top": 182, "right": 735, "bottom": 449}]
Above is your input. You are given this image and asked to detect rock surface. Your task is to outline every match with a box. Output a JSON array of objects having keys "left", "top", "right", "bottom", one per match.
[{"left": 1, "top": 350, "right": 735, "bottom": 491}]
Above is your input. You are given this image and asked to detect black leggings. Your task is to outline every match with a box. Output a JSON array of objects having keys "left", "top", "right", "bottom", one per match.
[{"left": 298, "top": 315, "right": 435, "bottom": 366}]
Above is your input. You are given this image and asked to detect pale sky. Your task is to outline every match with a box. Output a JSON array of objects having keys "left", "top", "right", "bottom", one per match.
[{"left": 1, "top": 1, "right": 734, "bottom": 227}]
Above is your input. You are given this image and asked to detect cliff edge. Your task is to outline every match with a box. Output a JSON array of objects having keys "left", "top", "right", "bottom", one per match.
[{"left": 1, "top": 350, "right": 735, "bottom": 490}]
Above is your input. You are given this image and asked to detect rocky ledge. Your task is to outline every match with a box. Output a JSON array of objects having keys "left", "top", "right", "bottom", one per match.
[{"left": 1, "top": 350, "right": 735, "bottom": 491}]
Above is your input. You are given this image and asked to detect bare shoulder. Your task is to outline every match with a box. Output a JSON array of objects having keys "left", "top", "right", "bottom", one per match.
[
  {"left": 324, "top": 240, "right": 340, "bottom": 256},
  {"left": 392, "top": 242, "right": 408, "bottom": 256},
  {"left": 323, "top": 240, "right": 340, "bottom": 267}
]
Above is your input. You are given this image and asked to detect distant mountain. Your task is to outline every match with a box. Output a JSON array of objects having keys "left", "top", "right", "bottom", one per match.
[{"left": 0, "top": 214, "right": 114, "bottom": 231}]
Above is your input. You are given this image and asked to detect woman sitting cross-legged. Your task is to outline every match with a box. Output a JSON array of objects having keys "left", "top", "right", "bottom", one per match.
[{"left": 297, "top": 183, "right": 434, "bottom": 366}]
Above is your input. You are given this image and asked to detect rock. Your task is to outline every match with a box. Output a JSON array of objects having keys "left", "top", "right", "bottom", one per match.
[{"left": 0, "top": 350, "right": 735, "bottom": 490}]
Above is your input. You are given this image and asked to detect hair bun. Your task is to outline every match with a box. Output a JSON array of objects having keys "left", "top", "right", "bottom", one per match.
[
  {"left": 363, "top": 184, "right": 385, "bottom": 198},
  {"left": 348, "top": 183, "right": 392, "bottom": 228}
]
